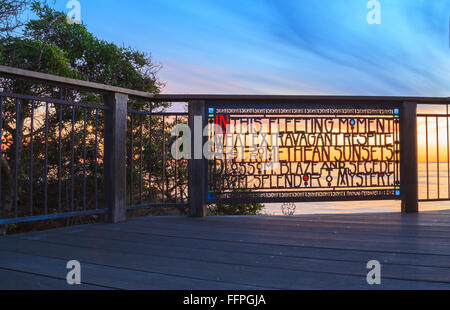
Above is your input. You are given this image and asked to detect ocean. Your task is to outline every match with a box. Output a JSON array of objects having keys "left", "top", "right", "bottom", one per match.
[{"left": 261, "top": 162, "right": 450, "bottom": 215}]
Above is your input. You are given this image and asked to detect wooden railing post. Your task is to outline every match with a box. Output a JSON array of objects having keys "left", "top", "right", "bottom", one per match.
[
  {"left": 400, "top": 101, "right": 419, "bottom": 213},
  {"left": 104, "top": 92, "right": 128, "bottom": 223},
  {"left": 188, "top": 100, "right": 207, "bottom": 217}
]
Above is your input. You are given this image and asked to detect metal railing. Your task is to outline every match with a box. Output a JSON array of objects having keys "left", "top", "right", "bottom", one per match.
[
  {"left": 0, "top": 91, "right": 188, "bottom": 225},
  {"left": 126, "top": 109, "right": 188, "bottom": 210},
  {"left": 0, "top": 66, "right": 189, "bottom": 225},
  {"left": 0, "top": 65, "right": 449, "bottom": 226},
  {"left": 417, "top": 104, "right": 450, "bottom": 202},
  {"left": 0, "top": 91, "right": 108, "bottom": 224}
]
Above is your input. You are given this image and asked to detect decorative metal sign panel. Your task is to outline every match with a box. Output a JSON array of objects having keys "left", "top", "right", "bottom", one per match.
[{"left": 205, "top": 104, "right": 401, "bottom": 203}]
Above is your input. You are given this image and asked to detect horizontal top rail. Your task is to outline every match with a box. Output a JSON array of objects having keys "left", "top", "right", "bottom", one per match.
[
  {"left": 152, "top": 95, "right": 450, "bottom": 103},
  {"left": 0, "top": 92, "right": 110, "bottom": 110},
  {"left": 1, "top": 65, "right": 449, "bottom": 103},
  {"left": 127, "top": 108, "right": 188, "bottom": 116},
  {"left": 0, "top": 65, "right": 155, "bottom": 100}
]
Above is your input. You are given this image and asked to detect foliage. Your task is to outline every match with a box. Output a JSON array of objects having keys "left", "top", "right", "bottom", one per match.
[
  {"left": 0, "top": 2, "right": 260, "bottom": 233},
  {"left": 1, "top": 36, "right": 80, "bottom": 78},
  {"left": 208, "top": 190, "right": 264, "bottom": 216},
  {"left": 0, "top": 0, "right": 33, "bottom": 37},
  {"left": 22, "top": 3, "right": 163, "bottom": 93},
  {"left": 0, "top": 2, "right": 172, "bottom": 230},
  {"left": 1, "top": 3, "right": 163, "bottom": 96},
  {"left": 126, "top": 115, "right": 189, "bottom": 206},
  {"left": 209, "top": 202, "right": 264, "bottom": 216}
]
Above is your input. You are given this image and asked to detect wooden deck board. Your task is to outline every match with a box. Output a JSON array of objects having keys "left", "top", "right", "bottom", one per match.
[
  {"left": 0, "top": 267, "right": 106, "bottom": 290},
  {"left": 0, "top": 212, "right": 449, "bottom": 290},
  {"left": 23, "top": 227, "right": 450, "bottom": 268},
  {"left": 4, "top": 232, "right": 450, "bottom": 284},
  {"left": 130, "top": 215, "right": 450, "bottom": 234},
  {"left": 0, "top": 250, "right": 264, "bottom": 290},
  {"left": 84, "top": 221, "right": 450, "bottom": 255}
]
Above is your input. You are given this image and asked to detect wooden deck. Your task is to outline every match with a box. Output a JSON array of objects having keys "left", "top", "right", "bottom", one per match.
[{"left": 0, "top": 211, "right": 450, "bottom": 290}]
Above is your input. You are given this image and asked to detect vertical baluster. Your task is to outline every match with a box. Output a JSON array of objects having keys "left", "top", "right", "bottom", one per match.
[
  {"left": 94, "top": 109, "right": 99, "bottom": 210},
  {"left": 426, "top": 117, "right": 430, "bottom": 200},
  {"left": 130, "top": 113, "right": 134, "bottom": 207},
  {"left": 447, "top": 105, "right": 450, "bottom": 199},
  {"left": 148, "top": 111, "right": 152, "bottom": 201},
  {"left": 15, "top": 100, "right": 21, "bottom": 216},
  {"left": 175, "top": 115, "right": 178, "bottom": 203},
  {"left": 213, "top": 115, "right": 217, "bottom": 200},
  {"left": 58, "top": 93, "right": 63, "bottom": 213},
  {"left": 71, "top": 106, "right": 75, "bottom": 211},
  {"left": 29, "top": 101, "right": 35, "bottom": 216},
  {"left": 44, "top": 102, "right": 49, "bottom": 215},
  {"left": 140, "top": 114, "right": 143, "bottom": 205},
  {"left": 0, "top": 97, "right": 3, "bottom": 218},
  {"left": 398, "top": 117, "right": 401, "bottom": 186},
  {"left": 13, "top": 98, "right": 20, "bottom": 218},
  {"left": 437, "top": 116, "right": 440, "bottom": 199},
  {"left": 162, "top": 115, "right": 166, "bottom": 202},
  {"left": 83, "top": 108, "right": 87, "bottom": 211},
  {"left": 394, "top": 114, "right": 399, "bottom": 187}
]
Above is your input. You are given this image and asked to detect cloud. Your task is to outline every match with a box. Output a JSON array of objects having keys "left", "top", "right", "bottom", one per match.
[{"left": 70, "top": 0, "right": 450, "bottom": 96}]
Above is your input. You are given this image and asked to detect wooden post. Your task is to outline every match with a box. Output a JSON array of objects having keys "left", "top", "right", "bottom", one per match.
[
  {"left": 104, "top": 92, "right": 128, "bottom": 223},
  {"left": 188, "top": 100, "right": 207, "bottom": 217},
  {"left": 400, "top": 101, "right": 419, "bottom": 213}
]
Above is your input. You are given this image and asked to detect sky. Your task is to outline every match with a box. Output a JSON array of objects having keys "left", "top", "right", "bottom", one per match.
[{"left": 49, "top": 0, "right": 450, "bottom": 96}]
